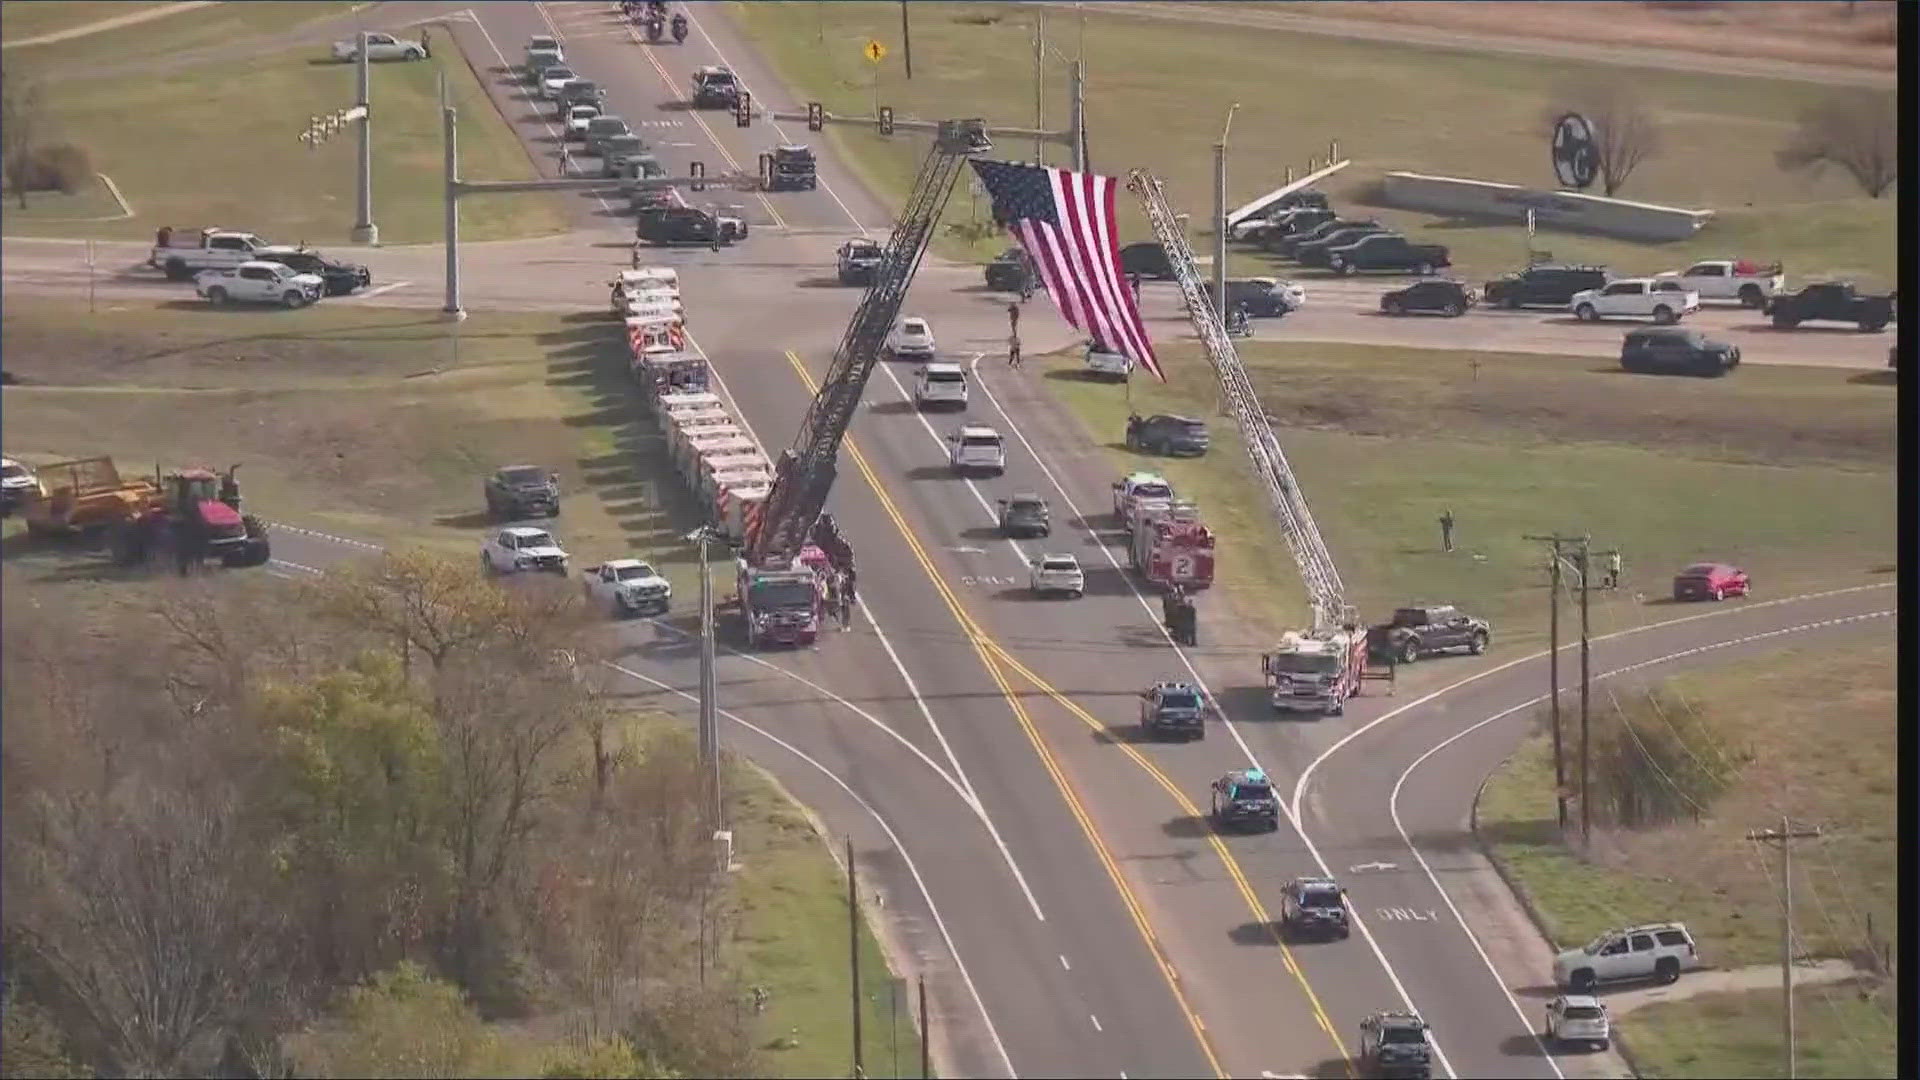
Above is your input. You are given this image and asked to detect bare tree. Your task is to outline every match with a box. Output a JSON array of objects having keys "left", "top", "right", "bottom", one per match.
[
  {"left": 1, "top": 70, "right": 45, "bottom": 209},
  {"left": 1549, "top": 77, "right": 1663, "bottom": 197},
  {"left": 1777, "top": 88, "right": 1898, "bottom": 198},
  {"left": 306, "top": 550, "right": 511, "bottom": 680},
  {"left": 10, "top": 783, "right": 296, "bottom": 1077}
]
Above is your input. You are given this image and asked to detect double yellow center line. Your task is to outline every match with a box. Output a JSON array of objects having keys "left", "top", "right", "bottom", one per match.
[{"left": 785, "top": 351, "right": 1354, "bottom": 1078}]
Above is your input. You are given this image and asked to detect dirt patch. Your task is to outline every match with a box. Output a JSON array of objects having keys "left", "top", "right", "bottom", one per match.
[{"left": 1268, "top": 0, "right": 1897, "bottom": 72}]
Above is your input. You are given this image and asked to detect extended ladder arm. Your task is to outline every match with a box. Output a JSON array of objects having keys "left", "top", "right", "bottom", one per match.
[
  {"left": 745, "top": 120, "right": 993, "bottom": 565},
  {"left": 1127, "top": 171, "right": 1353, "bottom": 631}
]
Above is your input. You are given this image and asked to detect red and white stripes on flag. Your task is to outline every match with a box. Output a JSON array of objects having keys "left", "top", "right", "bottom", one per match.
[{"left": 970, "top": 159, "right": 1162, "bottom": 381}]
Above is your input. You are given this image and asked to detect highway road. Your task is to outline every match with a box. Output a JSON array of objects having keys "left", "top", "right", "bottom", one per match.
[{"left": 3, "top": 4, "right": 1898, "bottom": 1077}]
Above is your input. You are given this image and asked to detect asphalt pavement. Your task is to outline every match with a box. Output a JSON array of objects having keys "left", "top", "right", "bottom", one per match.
[{"left": 3, "top": 4, "right": 1898, "bottom": 1077}]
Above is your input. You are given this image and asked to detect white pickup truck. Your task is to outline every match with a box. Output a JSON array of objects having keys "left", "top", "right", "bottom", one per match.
[
  {"left": 1569, "top": 278, "right": 1700, "bottom": 325},
  {"left": 195, "top": 261, "right": 326, "bottom": 308},
  {"left": 150, "top": 227, "right": 293, "bottom": 281},
  {"left": 1652, "top": 259, "right": 1784, "bottom": 308}
]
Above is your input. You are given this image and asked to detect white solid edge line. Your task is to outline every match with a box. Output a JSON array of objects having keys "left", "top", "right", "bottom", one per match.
[
  {"left": 967, "top": 353, "right": 1459, "bottom": 1074},
  {"left": 694, "top": 336, "right": 1048, "bottom": 925},
  {"left": 477, "top": 6, "right": 620, "bottom": 215},
  {"left": 640, "top": 614, "right": 1050, "bottom": 922},
  {"left": 1387, "top": 608, "right": 1893, "bottom": 1078},
  {"left": 682, "top": 5, "right": 872, "bottom": 236},
  {"left": 1291, "top": 580, "right": 1897, "bottom": 821},
  {"left": 605, "top": 660, "right": 1018, "bottom": 1080},
  {"left": 352, "top": 280, "right": 412, "bottom": 300}
]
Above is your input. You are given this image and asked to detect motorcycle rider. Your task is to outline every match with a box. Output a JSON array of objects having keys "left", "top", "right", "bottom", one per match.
[
  {"left": 1225, "top": 302, "right": 1251, "bottom": 337},
  {"left": 671, "top": 11, "right": 689, "bottom": 42}
]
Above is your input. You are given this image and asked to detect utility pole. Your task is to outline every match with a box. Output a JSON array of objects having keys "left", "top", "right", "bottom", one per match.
[
  {"left": 352, "top": 33, "right": 377, "bottom": 244},
  {"left": 1069, "top": 60, "right": 1086, "bottom": 172},
  {"left": 695, "top": 528, "right": 721, "bottom": 832},
  {"left": 900, "top": 0, "right": 913, "bottom": 79},
  {"left": 1525, "top": 533, "right": 1588, "bottom": 833},
  {"left": 848, "top": 837, "right": 864, "bottom": 1079},
  {"left": 440, "top": 75, "right": 462, "bottom": 319},
  {"left": 1749, "top": 818, "right": 1822, "bottom": 1080},
  {"left": 918, "top": 975, "right": 930, "bottom": 1079},
  {"left": 1577, "top": 542, "right": 1593, "bottom": 846},
  {"left": 1032, "top": 6, "right": 1045, "bottom": 164}
]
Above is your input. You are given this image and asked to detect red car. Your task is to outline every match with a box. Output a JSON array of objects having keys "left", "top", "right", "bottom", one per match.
[{"left": 1672, "top": 562, "right": 1750, "bottom": 602}]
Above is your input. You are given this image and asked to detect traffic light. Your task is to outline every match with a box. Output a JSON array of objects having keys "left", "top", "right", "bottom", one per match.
[
  {"left": 807, "top": 101, "right": 824, "bottom": 132},
  {"left": 689, "top": 161, "right": 706, "bottom": 193},
  {"left": 758, "top": 152, "right": 774, "bottom": 190},
  {"left": 878, "top": 106, "right": 894, "bottom": 137},
  {"left": 734, "top": 90, "right": 752, "bottom": 128}
]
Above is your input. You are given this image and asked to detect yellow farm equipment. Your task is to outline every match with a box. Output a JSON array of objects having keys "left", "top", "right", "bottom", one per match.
[{"left": 19, "top": 457, "right": 162, "bottom": 541}]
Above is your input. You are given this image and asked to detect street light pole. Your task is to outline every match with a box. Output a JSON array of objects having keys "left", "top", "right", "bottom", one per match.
[
  {"left": 1213, "top": 103, "right": 1239, "bottom": 321},
  {"left": 440, "top": 78, "right": 463, "bottom": 320},
  {"left": 1033, "top": 7, "right": 1045, "bottom": 164},
  {"left": 351, "top": 32, "right": 378, "bottom": 245},
  {"left": 696, "top": 528, "right": 721, "bottom": 833}
]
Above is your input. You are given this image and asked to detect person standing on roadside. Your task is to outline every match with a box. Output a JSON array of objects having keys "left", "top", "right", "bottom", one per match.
[
  {"left": 1606, "top": 549, "right": 1622, "bottom": 590},
  {"left": 1439, "top": 508, "right": 1455, "bottom": 553}
]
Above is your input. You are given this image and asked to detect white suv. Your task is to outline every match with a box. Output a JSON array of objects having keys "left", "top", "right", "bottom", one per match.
[
  {"left": 913, "top": 362, "right": 969, "bottom": 410},
  {"left": 1544, "top": 995, "right": 1610, "bottom": 1051},
  {"left": 887, "top": 317, "right": 937, "bottom": 360},
  {"left": 1570, "top": 278, "right": 1700, "bottom": 324},
  {"left": 1083, "top": 341, "right": 1133, "bottom": 381},
  {"left": 1029, "top": 553, "right": 1085, "bottom": 598},
  {"left": 948, "top": 424, "right": 1006, "bottom": 475},
  {"left": 1553, "top": 922, "right": 1700, "bottom": 992}
]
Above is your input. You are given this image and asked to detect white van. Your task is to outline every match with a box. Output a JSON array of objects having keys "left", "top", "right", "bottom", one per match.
[
  {"left": 913, "top": 362, "right": 969, "bottom": 410},
  {"left": 948, "top": 424, "right": 1006, "bottom": 475},
  {"left": 1084, "top": 341, "right": 1133, "bottom": 380}
]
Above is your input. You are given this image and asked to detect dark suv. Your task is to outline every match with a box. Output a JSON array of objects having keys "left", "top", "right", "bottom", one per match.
[
  {"left": 262, "top": 249, "right": 371, "bottom": 296},
  {"left": 638, "top": 207, "right": 725, "bottom": 246},
  {"left": 1482, "top": 264, "right": 1609, "bottom": 309},
  {"left": 1359, "top": 1012, "right": 1435, "bottom": 1079},
  {"left": 1279, "top": 876, "right": 1351, "bottom": 939},
  {"left": 985, "top": 247, "right": 1035, "bottom": 292},
  {"left": 1139, "top": 681, "right": 1207, "bottom": 742},
  {"left": 1209, "top": 768, "right": 1279, "bottom": 832},
  {"left": 1125, "top": 413, "right": 1209, "bottom": 456},
  {"left": 1119, "top": 241, "right": 1174, "bottom": 280},
  {"left": 1620, "top": 327, "right": 1740, "bottom": 377},
  {"left": 485, "top": 465, "right": 560, "bottom": 519}
]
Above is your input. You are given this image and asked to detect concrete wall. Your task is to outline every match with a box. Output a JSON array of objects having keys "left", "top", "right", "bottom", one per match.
[{"left": 1379, "top": 172, "right": 1713, "bottom": 243}]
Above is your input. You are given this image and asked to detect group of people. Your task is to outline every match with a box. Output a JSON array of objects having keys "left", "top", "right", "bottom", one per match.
[
  {"left": 1161, "top": 583, "right": 1198, "bottom": 646},
  {"left": 810, "top": 513, "right": 858, "bottom": 630}
]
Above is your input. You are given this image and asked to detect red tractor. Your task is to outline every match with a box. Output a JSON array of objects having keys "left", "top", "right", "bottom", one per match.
[{"left": 109, "top": 465, "right": 271, "bottom": 574}]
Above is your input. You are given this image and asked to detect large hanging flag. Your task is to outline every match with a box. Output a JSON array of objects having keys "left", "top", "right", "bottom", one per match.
[{"left": 970, "top": 158, "right": 1162, "bottom": 381}]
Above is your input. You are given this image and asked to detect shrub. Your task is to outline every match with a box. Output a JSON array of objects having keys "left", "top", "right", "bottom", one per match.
[
  {"left": 1574, "top": 687, "right": 1749, "bottom": 829},
  {"left": 19, "top": 143, "right": 93, "bottom": 195}
]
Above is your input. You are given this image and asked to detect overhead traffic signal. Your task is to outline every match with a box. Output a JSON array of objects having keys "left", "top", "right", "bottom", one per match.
[
  {"left": 807, "top": 101, "right": 824, "bottom": 132},
  {"left": 734, "top": 90, "right": 752, "bottom": 128},
  {"left": 689, "top": 160, "right": 706, "bottom": 192},
  {"left": 878, "top": 106, "right": 894, "bottom": 137}
]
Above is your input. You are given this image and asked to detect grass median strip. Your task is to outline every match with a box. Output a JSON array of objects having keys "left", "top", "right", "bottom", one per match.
[
  {"left": 1034, "top": 341, "right": 1894, "bottom": 650},
  {"left": 732, "top": 0, "right": 1894, "bottom": 282},
  {"left": 1475, "top": 636, "right": 1896, "bottom": 1079}
]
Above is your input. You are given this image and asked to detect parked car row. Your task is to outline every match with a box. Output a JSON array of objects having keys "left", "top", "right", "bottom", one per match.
[{"left": 1233, "top": 194, "right": 1454, "bottom": 277}]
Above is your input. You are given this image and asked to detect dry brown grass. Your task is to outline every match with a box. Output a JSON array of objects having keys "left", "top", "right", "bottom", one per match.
[{"left": 1268, "top": 1, "right": 1898, "bottom": 72}]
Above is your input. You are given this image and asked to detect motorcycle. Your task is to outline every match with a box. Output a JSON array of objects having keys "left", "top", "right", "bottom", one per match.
[
  {"left": 671, "top": 13, "right": 688, "bottom": 42},
  {"left": 644, "top": 15, "right": 663, "bottom": 42}
]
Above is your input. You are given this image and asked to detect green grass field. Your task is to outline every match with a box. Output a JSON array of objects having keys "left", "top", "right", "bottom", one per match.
[
  {"left": 1036, "top": 341, "right": 1894, "bottom": 650},
  {"left": 0, "top": 0, "right": 175, "bottom": 46},
  {"left": 1627, "top": 982, "right": 1896, "bottom": 1080},
  {"left": 2, "top": 1, "right": 357, "bottom": 67},
  {"left": 0, "top": 299, "right": 710, "bottom": 598},
  {"left": 1476, "top": 637, "right": 1897, "bottom": 1078},
  {"left": 725, "top": 751, "right": 928, "bottom": 1078},
  {"left": 730, "top": 1, "right": 1896, "bottom": 283},
  {"left": 1, "top": 39, "right": 565, "bottom": 244}
]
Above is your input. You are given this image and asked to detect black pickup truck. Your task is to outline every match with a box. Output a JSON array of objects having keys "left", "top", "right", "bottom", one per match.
[
  {"left": 1764, "top": 282, "right": 1893, "bottom": 332},
  {"left": 1368, "top": 604, "right": 1490, "bottom": 664}
]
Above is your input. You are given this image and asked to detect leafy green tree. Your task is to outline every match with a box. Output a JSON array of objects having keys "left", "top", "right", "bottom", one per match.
[
  {"left": 540, "top": 1035, "right": 682, "bottom": 1079},
  {"left": 292, "top": 962, "right": 505, "bottom": 1079}
]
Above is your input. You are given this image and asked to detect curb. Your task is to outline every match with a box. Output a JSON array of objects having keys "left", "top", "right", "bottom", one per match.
[{"left": 1470, "top": 755, "right": 1645, "bottom": 1079}]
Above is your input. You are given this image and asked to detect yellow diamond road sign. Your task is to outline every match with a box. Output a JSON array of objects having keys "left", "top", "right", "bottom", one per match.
[{"left": 864, "top": 39, "right": 886, "bottom": 64}]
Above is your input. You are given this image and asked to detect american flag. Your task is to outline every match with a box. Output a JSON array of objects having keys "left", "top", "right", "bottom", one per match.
[{"left": 970, "top": 159, "right": 1161, "bottom": 381}]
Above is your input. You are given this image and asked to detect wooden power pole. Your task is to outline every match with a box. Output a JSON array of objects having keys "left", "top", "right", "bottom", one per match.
[{"left": 1748, "top": 818, "right": 1822, "bottom": 1080}]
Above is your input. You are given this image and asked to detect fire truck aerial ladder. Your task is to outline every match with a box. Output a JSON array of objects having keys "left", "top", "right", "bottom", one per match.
[
  {"left": 1126, "top": 170, "right": 1355, "bottom": 635},
  {"left": 742, "top": 119, "right": 994, "bottom": 568}
]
